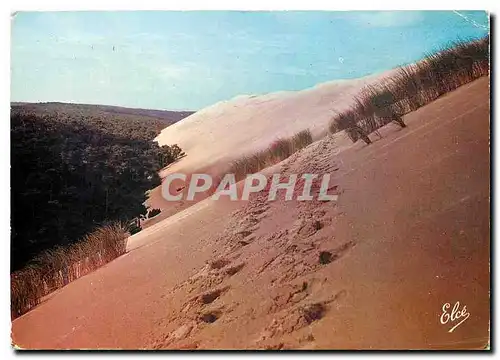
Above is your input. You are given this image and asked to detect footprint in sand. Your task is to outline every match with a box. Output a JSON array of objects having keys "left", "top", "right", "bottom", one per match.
[
  {"left": 255, "top": 289, "right": 347, "bottom": 348},
  {"left": 318, "top": 240, "right": 356, "bottom": 265},
  {"left": 198, "top": 286, "right": 230, "bottom": 305}
]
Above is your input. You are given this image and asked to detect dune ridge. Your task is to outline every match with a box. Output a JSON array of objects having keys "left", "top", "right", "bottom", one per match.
[{"left": 154, "top": 71, "right": 395, "bottom": 174}]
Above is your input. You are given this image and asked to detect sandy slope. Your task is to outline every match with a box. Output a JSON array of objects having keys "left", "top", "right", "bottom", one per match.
[
  {"left": 154, "top": 71, "right": 393, "bottom": 176},
  {"left": 11, "top": 77, "right": 490, "bottom": 349},
  {"left": 145, "top": 71, "right": 392, "bottom": 222}
]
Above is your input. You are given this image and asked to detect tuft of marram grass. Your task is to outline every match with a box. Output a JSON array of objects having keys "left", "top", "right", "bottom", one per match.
[
  {"left": 11, "top": 223, "right": 128, "bottom": 319},
  {"left": 228, "top": 129, "right": 314, "bottom": 182},
  {"left": 329, "top": 36, "right": 489, "bottom": 143},
  {"left": 291, "top": 129, "right": 313, "bottom": 153},
  {"left": 268, "top": 138, "right": 294, "bottom": 161},
  {"left": 229, "top": 149, "right": 270, "bottom": 182}
]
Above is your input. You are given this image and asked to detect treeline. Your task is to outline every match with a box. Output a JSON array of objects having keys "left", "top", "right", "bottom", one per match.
[
  {"left": 11, "top": 104, "right": 187, "bottom": 271},
  {"left": 12, "top": 102, "right": 195, "bottom": 127}
]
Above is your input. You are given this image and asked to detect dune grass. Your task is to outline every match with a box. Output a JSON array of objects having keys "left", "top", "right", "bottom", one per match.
[
  {"left": 229, "top": 129, "right": 313, "bottom": 182},
  {"left": 12, "top": 38, "right": 489, "bottom": 318},
  {"left": 291, "top": 129, "right": 314, "bottom": 152},
  {"left": 11, "top": 223, "right": 128, "bottom": 319},
  {"left": 268, "top": 138, "right": 294, "bottom": 162},
  {"left": 329, "top": 36, "right": 489, "bottom": 143}
]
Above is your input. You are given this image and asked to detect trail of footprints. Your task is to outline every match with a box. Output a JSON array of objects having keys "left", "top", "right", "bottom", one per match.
[
  {"left": 150, "top": 199, "right": 271, "bottom": 348},
  {"left": 151, "top": 256, "right": 246, "bottom": 349},
  {"left": 154, "top": 145, "right": 354, "bottom": 349}
]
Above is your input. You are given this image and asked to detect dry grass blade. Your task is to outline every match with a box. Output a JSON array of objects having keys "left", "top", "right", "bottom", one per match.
[
  {"left": 228, "top": 129, "right": 313, "bottom": 182},
  {"left": 328, "top": 36, "right": 489, "bottom": 143},
  {"left": 11, "top": 222, "right": 129, "bottom": 319}
]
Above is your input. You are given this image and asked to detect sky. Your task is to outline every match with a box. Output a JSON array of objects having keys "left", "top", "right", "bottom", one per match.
[{"left": 11, "top": 11, "right": 489, "bottom": 110}]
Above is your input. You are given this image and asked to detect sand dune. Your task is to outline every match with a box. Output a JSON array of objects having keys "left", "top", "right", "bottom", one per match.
[
  {"left": 146, "top": 71, "right": 394, "bottom": 218},
  {"left": 12, "top": 78, "right": 490, "bottom": 349},
  {"left": 155, "top": 71, "right": 393, "bottom": 176}
]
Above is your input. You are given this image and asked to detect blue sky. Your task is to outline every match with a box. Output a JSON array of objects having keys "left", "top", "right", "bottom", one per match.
[{"left": 11, "top": 11, "right": 488, "bottom": 110}]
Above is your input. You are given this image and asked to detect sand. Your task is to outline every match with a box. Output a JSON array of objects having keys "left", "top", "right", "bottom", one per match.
[
  {"left": 154, "top": 70, "right": 394, "bottom": 176},
  {"left": 11, "top": 77, "right": 490, "bottom": 350},
  {"left": 145, "top": 70, "right": 394, "bottom": 223}
]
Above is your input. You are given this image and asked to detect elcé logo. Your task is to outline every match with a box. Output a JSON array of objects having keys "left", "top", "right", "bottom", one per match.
[
  {"left": 440, "top": 301, "right": 470, "bottom": 333},
  {"left": 161, "top": 173, "right": 339, "bottom": 202}
]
